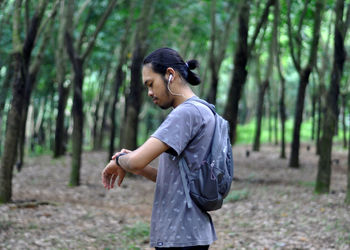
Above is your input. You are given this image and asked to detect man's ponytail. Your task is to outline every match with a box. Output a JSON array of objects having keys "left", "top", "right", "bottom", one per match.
[{"left": 185, "top": 59, "right": 201, "bottom": 86}]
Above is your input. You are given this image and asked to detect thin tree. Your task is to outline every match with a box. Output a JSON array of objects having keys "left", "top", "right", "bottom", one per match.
[
  {"left": 54, "top": 0, "right": 69, "bottom": 158},
  {"left": 223, "top": 0, "right": 275, "bottom": 143},
  {"left": 253, "top": 16, "right": 276, "bottom": 152},
  {"left": 206, "top": 0, "right": 236, "bottom": 105},
  {"left": 274, "top": 0, "right": 286, "bottom": 158},
  {"left": 65, "top": 0, "right": 118, "bottom": 186},
  {"left": 346, "top": 126, "right": 350, "bottom": 204},
  {"left": 0, "top": 0, "right": 48, "bottom": 203},
  {"left": 122, "top": 0, "right": 155, "bottom": 150},
  {"left": 16, "top": 1, "right": 59, "bottom": 171},
  {"left": 341, "top": 92, "right": 348, "bottom": 148},
  {"left": 315, "top": 0, "right": 349, "bottom": 194},
  {"left": 108, "top": 0, "right": 134, "bottom": 158},
  {"left": 287, "top": 0, "right": 325, "bottom": 168}
]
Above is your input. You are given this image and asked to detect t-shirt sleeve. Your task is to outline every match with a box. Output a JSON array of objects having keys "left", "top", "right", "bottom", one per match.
[{"left": 151, "top": 103, "right": 203, "bottom": 156}]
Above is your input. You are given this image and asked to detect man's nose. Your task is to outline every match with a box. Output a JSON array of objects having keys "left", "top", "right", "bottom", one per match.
[{"left": 148, "top": 88, "right": 153, "bottom": 97}]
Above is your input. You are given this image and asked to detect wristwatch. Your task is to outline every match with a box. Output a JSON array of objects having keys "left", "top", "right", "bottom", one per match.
[{"left": 115, "top": 153, "right": 127, "bottom": 166}]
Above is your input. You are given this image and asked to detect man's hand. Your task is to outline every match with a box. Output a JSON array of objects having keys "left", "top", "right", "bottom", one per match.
[
  {"left": 111, "top": 149, "right": 132, "bottom": 160},
  {"left": 101, "top": 159, "right": 126, "bottom": 190}
]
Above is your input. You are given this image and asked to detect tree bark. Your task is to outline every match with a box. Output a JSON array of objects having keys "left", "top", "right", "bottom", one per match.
[
  {"left": 311, "top": 76, "right": 317, "bottom": 141},
  {"left": 65, "top": 0, "right": 117, "bottom": 186},
  {"left": 341, "top": 94, "right": 348, "bottom": 148},
  {"left": 65, "top": 31, "right": 83, "bottom": 186},
  {"left": 109, "top": 1, "right": 134, "bottom": 157},
  {"left": 223, "top": 1, "right": 250, "bottom": 143},
  {"left": 17, "top": 3, "right": 58, "bottom": 170},
  {"left": 93, "top": 67, "right": 110, "bottom": 150},
  {"left": 316, "top": 92, "right": 322, "bottom": 155},
  {"left": 274, "top": 0, "right": 286, "bottom": 158},
  {"left": 0, "top": 0, "right": 48, "bottom": 203},
  {"left": 98, "top": 100, "right": 109, "bottom": 150},
  {"left": 206, "top": 0, "right": 236, "bottom": 105},
  {"left": 253, "top": 11, "right": 275, "bottom": 151},
  {"left": 288, "top": 0, "right": 324, "bottom": 168},
  {"left": 123, "top": 0, "right": 155, "bottom": 150},
  {"left": 315, "top": 0, "right": 348, "bottom": 193},
  {"left": 224, "top": 0, "right": 275, "bottom": 143},
  {"left": 289, "top": 68, "right": 311, "bottom": 167},
  {"left": 346, "top": 125, "right": 350, "bottom": 203},
  {"left": 54, "top": 0, "right": 69, "bottom": 158}
]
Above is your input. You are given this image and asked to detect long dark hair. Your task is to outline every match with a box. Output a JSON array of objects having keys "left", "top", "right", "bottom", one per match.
[{"left": 143, "top": 48, "right": 201, "bottom": 86}]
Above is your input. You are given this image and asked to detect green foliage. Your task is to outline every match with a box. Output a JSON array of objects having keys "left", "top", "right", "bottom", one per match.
[{"left": 225, "top": 189, "right": 249, "bottom": 203}]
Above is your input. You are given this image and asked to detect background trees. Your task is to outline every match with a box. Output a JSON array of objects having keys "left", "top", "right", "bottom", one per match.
[{"left": 0, "top": 0, "right": 349, "bottom": 203}]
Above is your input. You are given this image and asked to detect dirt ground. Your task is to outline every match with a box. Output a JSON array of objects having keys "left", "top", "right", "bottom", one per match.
[{"left": 0, "top": 144, "right": 349, "bottom": 249}]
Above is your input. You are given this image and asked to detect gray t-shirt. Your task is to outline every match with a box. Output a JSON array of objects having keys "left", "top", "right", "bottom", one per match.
[{"left": 150, "top": 96, "right": 217, "bottom": 248}]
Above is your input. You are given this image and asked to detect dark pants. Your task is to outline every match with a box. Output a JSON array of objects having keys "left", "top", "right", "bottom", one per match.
[{"left": 155, "top": 245, "right": 209, "bottom": 250}]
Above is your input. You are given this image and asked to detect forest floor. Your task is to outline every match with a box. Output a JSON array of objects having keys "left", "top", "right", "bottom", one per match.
[{"left": 0, "top": 143, "right": 349, "bottom": 250}]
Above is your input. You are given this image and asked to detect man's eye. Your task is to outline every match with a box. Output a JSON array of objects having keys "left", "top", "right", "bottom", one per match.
[{"left": 149, "top": 82, "right": 153, "bottom": 87}]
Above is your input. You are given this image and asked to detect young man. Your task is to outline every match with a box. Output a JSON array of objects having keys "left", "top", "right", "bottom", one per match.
[{"left": 102, "top": 48, "right": 216, "bottom": 249}]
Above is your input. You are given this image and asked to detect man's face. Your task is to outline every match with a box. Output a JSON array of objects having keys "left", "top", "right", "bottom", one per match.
[{"left": 142, "top": 65, "right": 173, "bottom": 109}]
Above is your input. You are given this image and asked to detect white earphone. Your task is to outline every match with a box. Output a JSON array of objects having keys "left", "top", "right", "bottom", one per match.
[
  {"left": 168, "top": 74, "right": 173, "bottom": 83},
  {"left": 167, "top": 74, "right": 184, "bottom": 97}
]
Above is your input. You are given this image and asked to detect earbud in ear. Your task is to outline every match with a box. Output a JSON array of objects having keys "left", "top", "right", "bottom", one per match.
[{"left": 168, "top": 74, "right": 173, "bottom": 83}]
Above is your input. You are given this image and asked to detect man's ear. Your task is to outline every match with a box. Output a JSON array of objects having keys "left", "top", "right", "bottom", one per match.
[{"left": 165, "top": 67, "right": 176, "bottom": 81}]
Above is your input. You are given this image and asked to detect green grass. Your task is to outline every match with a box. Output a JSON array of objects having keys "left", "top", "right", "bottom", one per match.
[
  {"left": 298, "top": 181, "right": 316, "bottom": 188},
  {"left": 225, "top": 189, "right": 249, "bottom": 203},
  {"left": 121, "top": 221, "right": 150, "bottom": 249},
  {"left": 235, "top": 118, "right": 348, "bottom": 145}
]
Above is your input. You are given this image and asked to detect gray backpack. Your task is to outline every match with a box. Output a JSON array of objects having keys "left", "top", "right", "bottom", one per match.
[{"left": 179, "top": 99, "right": 234, "bottom": 211}]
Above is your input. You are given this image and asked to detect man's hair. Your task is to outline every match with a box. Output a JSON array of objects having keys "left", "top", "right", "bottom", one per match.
[{"left": 143, "top": 47, "right": 201, "bottom": 86}]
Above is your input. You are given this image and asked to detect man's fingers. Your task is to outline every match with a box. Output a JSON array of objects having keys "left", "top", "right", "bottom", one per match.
[
  {"left": 118, "top": 173, "right": 125, "bottom": 187},
  {"left": 110, "top": 174, "right": 117, "bottom": 189}
]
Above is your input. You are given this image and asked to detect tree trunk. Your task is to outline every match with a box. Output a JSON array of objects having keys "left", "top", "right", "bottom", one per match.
[
  {"left": 93, "top": 68, "right": 109, "bottom": 150},
  {"left": 253, "top": 80, "right": 268, "bottom": 151},
  {"left": 0, "top": 51, "right": 24, "bottom": 203},
  {"left": 315, "top": 0, "right": 348, "bottom": 194},
  {"left": 341, "top": 94, "right": 347, "bottom": 148},
  {"left": 70, "top": 58, "right": 84, "bottom": 186},
  {"left": 223, "top": 1, "right": 250, "bottom": 143},
  {"left": 316, "top": 93, "right": 322, "bottom": 155},
  {"left": 122, "top": 0, "right": 155, "bottom": 150},
  {"left": 224, "top": 0, "right": 275, "bottom": 143},
  {"left": 274, "top": 102, "right": 278, "bottom": 145},
  {"left": 289, "top": 68, "right": 311, "bottom": 167},
  {"left": 288, "top": 0, "right": 324, "bottom": 168},
  {"left": 54, "top": 0, "right": 69, "bottom": 158},
  {"left": 267, "top": 88, "right": 272, "bottom": 144},
  {"left": 109, "top": 63, "right": 124, "bottom": 156},
  {"left": 274, "top": 0, "right": 286, "bottom": 158},
  {"left": 54, "top": 83, "right": 69, "bottom": 157},
  {"left": 346, "top": 126, "right": 350, "bottom": 204},
  {"left": 65, "top": 0, "right": 118, "bottom": 186},
  {"left": 109, "top": 0, "right": 134, "bottom": 157},
  {"left": 0, "top": 0, "right": 47, "bottom": 203},
  {"left": 98, "top": 100, "right": 109, "bottom": 150},
  {"left": 311, "top": 84, "right": 317, "bottom": 140}
]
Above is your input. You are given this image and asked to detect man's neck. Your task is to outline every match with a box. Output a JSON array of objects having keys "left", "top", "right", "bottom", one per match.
[{"left": 173, "top": 92, "right": 196, "bottom": 108}]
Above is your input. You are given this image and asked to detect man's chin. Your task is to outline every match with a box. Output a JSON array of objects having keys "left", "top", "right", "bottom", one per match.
[{"left": 159, "top": 104, "right": 170, "bottom": 110}]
